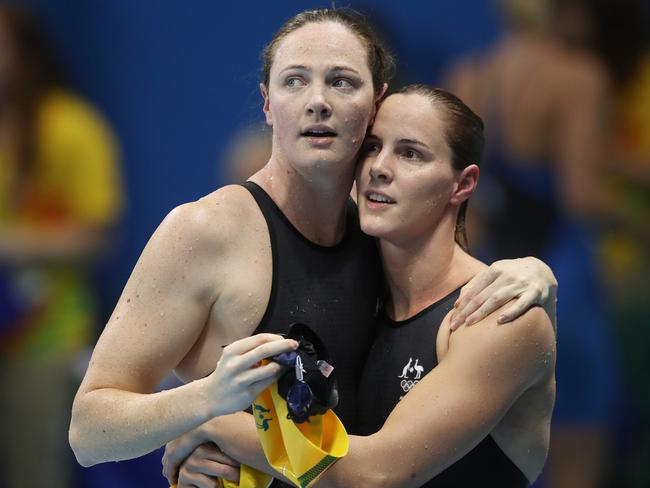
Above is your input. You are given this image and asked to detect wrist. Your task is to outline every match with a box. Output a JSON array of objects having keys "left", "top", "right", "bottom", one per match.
[
  {"left": 197, "top": 416, "right": 223, "bottom": 444},
  {"left": 191, "top": 375, "right": 226, "bottom": 421}
]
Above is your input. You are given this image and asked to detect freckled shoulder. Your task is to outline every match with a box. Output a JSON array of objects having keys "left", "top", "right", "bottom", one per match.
[
  {"left": 161, "top": 184, "right": 267, "bottom": 255},
  {"left": 149, "top": 185, "right": 266, "bottom": 270},
  {"left": 170, "top": 185, "right": 273, "bottom": 380},
  {"left": 133, "top": 184, "right": 270, "bottom": 310},
  {"left": 447, "top": 302, "right": 556, "bottom": 386},
  {"left": 508, "top": 305, "right": 556, "bottom": 379}
]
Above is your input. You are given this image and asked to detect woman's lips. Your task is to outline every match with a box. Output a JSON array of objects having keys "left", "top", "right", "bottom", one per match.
[
  {"left": 303, "top": 134, "right": 336, "bottom": 146},
  {"left": 301, "top": 128, "right": 337, "bottom": 147},
  {"left": 365, "top": 191, "right": 395, "bottom": 209}
]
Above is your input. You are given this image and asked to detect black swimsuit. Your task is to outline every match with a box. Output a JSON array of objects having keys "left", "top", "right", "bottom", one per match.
[{"left": 357, "top": 286, "right": 529, "bottom": 487}]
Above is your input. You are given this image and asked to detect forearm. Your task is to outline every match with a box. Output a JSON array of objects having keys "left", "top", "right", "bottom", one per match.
[
  {"left": 320, "top": 309, "right": 553, "bottom": 488},
  {"left": 317, "top": 429, "right": 472, "bottom": 488},
  {"left": 70, "top": 377, "right": 218, "bottom": 467},
  {"left": 210, "top": 413, "right": 293, "bottom": 482},
  {"left": 316, "top": 435, "right": 394, "bottom": 488},
  {"left": 207, "top": 413, "right": 265, "bottom": 467},
  {"left": 182, "top": 413, "right": 299, "bottom": 485}
]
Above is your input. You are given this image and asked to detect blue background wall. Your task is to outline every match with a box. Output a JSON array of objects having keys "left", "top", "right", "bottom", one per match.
[
  {"left": 10, "top": 2, "right": 650, "bottom": 487},
  {"left": 11, "top": 2, "right": 501, "bottom": 485},
  {"left": 18, "top": 0, "right": 501, "bottom": 306}
]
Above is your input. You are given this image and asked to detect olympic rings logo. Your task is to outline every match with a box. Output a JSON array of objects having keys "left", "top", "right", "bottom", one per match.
[{"left": 400, "top": 379, "right": 419, "bottom": 392}]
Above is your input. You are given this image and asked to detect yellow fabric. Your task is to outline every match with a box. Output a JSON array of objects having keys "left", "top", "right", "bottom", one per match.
[
  {"left": 0, "top": 89, "right": 123, "bottom": 357},
  {"left": 228, "top": 381, "right": 348, "bottom": 488},
  {"left": 175, "top": 378, "right": 348, "bottom": 488},
  {"left": 170, "top": 379, "right": 348, "bottom": 488}
]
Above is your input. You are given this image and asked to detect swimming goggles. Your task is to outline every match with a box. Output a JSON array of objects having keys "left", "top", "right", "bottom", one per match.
[{"left": 271, "top": 323, "right": 337, "bottom": 424}]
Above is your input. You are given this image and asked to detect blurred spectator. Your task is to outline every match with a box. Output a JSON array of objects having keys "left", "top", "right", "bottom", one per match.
[
  {"left": 443, "top": 0, "right": 650, "bottom": 486},
  {"left": 0, "top": 6, "right": 123, "bottom": 488},
  {"left": 218, "top": 122, "right": 271, "bottom": 184},
  {"left": 593, "top": 1, "right": 650, "bottom": 486}
]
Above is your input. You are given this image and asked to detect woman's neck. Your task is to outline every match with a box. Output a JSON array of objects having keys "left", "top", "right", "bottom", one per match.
[
  {"left": 249, "top": 156, "right": 355, "bottom": 246},
  {"left": 380, "top": 217, "right": 485, "bottom": 321}
]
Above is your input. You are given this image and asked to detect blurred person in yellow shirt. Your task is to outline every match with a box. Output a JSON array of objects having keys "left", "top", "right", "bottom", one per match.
[
  {"left": 599, "top": 22, "right": 650, "bottom": 488},
  {"left": 0, "top": 6, "right": 123, "bottom": 488}
]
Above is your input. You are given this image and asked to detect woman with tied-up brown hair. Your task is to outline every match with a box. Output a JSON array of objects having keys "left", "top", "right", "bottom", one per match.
[{"left": 67, "top": 8, "right": 556, "bottom": 487}]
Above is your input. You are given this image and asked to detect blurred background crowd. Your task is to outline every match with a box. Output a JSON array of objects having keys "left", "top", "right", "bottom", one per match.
[{"left": 0, "top": 1, "right": 648, "bottom": 487}]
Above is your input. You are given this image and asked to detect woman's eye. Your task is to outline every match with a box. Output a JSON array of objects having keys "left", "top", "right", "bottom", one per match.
[
  {"left": 364, "top": 143, "right": 380, "bottom": 154},
  {"left": 286, "top": 77, "right": 304, "bottom": 88},
  {"left": 404, "top": 149, "right": 420, "bottom": 160},
  {"left": 333, "top": 78, "right": 353, "bottom": 89}
]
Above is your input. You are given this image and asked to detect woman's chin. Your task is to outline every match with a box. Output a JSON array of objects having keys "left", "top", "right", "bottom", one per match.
[{"left": 360, "top": 219, "right": 392, "bottom": 240}]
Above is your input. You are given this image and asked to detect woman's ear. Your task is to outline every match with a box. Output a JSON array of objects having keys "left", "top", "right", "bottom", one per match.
[
  {"left": 450, "top": 164, "right": 479, "bottom": 205},
  {"left": 369, "top": 83, "right": 388, "bottom": 125},
  {"left": 260, "top": 83, "right": 273, "bottom": 126}
]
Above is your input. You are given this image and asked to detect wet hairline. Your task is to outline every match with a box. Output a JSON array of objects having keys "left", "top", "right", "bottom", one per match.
[
  {"left": 277, "top": 64, "right": 363, "bottom": 76},
  {"left": 266, "top": 20, "right": 373, "bottom": 87},
  {"left": 373, "top": 93, "right": 453, "bottom": 155}
]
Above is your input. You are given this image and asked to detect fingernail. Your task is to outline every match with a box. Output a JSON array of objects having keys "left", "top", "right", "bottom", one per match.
[
  {"left": 497, "top": 314, "right": 506, "bottom": 324},
  {"left": 465, "top": 314, "right": 476, "bottom": 325},
  {"left": 450, "top": 318, "right": 460, "bottom": 330}
]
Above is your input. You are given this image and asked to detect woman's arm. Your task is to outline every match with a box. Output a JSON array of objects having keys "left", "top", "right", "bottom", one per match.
[
  {"left": 68, "top": 201, "right": 296, "bottom": 466},
  {"left": 450, "top": 256, "right": 557, "bottom": 330},
  {"left": 165, "top": 305, "right": 555, "bottom": 487},
  {"left": 319, "top": 306, "right": 555, "bottom": 488},
  {"left": 163, "top": 414, "right": 279, "bottom": 487}
]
